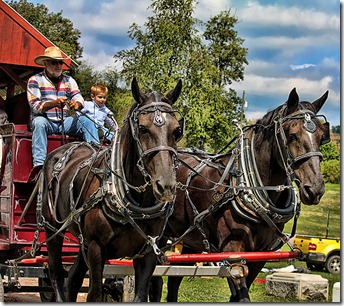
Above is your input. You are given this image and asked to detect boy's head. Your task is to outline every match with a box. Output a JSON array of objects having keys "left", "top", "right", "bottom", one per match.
[
  {"left": 91, "top": 83, "right": 108, "bottom": 96},
  {"left": 90, "top": 83, "right": 108, "bottom": 107}
]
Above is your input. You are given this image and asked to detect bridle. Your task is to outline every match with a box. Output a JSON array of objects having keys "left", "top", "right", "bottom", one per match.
[
  {"left": 274, "top": 105, "right": 329, "bottom": 181},
  {"left": 129, "top": 101, "right": 184, "bottom": 178}
]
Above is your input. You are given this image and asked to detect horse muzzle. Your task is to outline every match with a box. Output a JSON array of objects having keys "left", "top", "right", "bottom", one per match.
[
  {"left": 152, "top": 178, "right": 177, "bottom": 203},
  {"left": 299, "top": 181, "right": 325, "bottom": 205}
]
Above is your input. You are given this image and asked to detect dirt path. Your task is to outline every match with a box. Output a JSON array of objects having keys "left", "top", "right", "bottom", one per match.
[{"left": 4, "top": 278, "right": 88, "bottom": 302}]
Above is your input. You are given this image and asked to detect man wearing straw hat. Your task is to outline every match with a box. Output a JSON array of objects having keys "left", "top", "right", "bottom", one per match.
[{"left": 27, "top": 46, "right": 99, "bottom": 167}]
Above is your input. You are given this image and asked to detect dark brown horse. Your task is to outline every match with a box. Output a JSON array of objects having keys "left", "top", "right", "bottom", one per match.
[
  {"left": 160, "top": 88, "right": 329, "bottom": 302},
  {"left": 37, "top": 78, "right": 184, "bottom": 302}
]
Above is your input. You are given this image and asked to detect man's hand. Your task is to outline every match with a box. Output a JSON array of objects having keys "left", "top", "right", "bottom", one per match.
[
  {"left": 56, "top": 97, "right": 67, "bottom": 109},
  {"left": 69, "top": 100, "right": 83, "bottom": 111}
]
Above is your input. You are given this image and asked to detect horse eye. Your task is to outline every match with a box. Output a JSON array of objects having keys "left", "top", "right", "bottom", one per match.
[
  {"left": 288, "top": 134, "right": 297, "bottom": 143},
  {"left": 139, "top": 125, "right": 147, "bottom": 134},
  {"left": 174, "top": 127, "right": 182, "bottom": 142}
]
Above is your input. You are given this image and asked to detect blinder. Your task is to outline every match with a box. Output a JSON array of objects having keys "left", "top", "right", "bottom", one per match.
[
  {"left": 175, "top": 114, "right": 185, "bottom": 143},
  {"left": 321, "top": 121, "right": 331, "bottom": 145}
]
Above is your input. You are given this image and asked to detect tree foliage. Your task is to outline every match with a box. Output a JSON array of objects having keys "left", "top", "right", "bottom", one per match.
[
  {"left": 115, "top": 0, "right": 248, "bottom": 152},
  {"left": 320, "top": 137, "right": 340, "bottom": 183},
  {"left": 72, "top": 62, "right": 130, "bottom": 126},
  {"left": 7, "top": 0, "right": 83, "bottom": 61},
  {"left": 320, "top": 141, "right": 340, "bottom": 161},
  {"left": 321, "top": 160, "right": 340, "bottom": 184},
  {"left": 331, "top": 125, "right": 340, "bottom": 135}
]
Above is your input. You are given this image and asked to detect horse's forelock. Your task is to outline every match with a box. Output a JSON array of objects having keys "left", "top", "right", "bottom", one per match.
[
  {"left": 299, "top": 101, "right": 316, "bottom": 113},
  {"left": 145, "top": 90, "right": 168, "bottom": 104}
]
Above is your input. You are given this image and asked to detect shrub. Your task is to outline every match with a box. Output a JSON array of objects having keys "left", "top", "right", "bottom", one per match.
[{"left": 321, "top": 160, "right": 340, "bottom": 183}]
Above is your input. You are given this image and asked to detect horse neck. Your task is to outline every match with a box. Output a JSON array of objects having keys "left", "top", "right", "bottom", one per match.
[
  {"left": 121, "top": 134, "right": 142, "bottom": 184},
  {"left": 119, "top": 130, "right": 154, "bottom": 203},
  {"left": 253, "top": 129, "right": 288, "bottom": 202}
]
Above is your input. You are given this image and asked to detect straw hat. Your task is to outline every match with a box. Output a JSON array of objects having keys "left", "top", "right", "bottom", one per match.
[{"left": 34, "top": 46, "right": 67, "bottom": 66}]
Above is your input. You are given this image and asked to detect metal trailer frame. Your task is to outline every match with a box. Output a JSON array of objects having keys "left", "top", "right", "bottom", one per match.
[{"left": 0, "top": 251, "right": 300, "bottom": 301}]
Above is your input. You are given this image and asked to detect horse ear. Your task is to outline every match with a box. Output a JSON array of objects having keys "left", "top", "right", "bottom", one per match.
[
  {"left": 312, "top": 90, "right": 329, "bottom": 114},
  {"left": 286, "top": 87, "right": 299, "bottom": 114},
  {"left": 131, "top": 77, "right": 145, "bottom": 104},
  {"left": 166, "top": 80, "right": 182, "bottom": 104}
]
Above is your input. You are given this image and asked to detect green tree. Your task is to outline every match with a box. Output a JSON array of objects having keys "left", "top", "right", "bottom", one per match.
[
  {"left": 320, "top": 141, "right": 340, "bottom": 161},
  {"left": 115, "top": 0, "right": 247, "bottom": 152},
  {"left": 331, "top": 125, "right": 340, "bottom": 135},
  {"left": 7, "top": 0, "right": 83, "bottom": 61},
  {"left": 320, "top": 140, "right": 340, "bottom": 183},
  {"left": 203, "top": 10, "right": 248, "bottom": 87}
]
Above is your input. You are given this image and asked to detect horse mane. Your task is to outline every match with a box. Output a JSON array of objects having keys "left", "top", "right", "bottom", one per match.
[{"left": 120, "top": 102, "right": 137, "bottom": 156}]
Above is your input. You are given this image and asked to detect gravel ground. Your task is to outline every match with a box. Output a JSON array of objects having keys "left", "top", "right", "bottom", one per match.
[{"left": 3, "top": 278, "right": 88, "bottom": 302}]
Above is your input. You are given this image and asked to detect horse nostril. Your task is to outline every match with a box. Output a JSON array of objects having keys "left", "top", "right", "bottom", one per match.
[
  {"left": 156, "top": 180, "right": 165, "bottom": 195},
  {"left": 156, "top": 180, "right": 176, "bottom": 196},
  {"left": 303, "top": 185, "right": 313, "bottom": 197}
]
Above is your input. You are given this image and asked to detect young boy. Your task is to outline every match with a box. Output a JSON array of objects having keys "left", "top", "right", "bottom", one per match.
[{"left": 79, "top": 83, "right": 118, "bottom": 143}]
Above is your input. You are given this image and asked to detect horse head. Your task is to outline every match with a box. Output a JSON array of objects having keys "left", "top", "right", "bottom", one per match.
[
  {"left": 121, "top": 77, "right": 183, "bottom": 204},
  {"left": 273, "top": 88, "right": 329, "bottom": 205}
]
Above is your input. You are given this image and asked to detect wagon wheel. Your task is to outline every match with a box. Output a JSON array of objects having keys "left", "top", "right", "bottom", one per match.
[
  {"left": 0, "top": 276, "right": 4, "bottom": 302},
  {"left": 38, "top": 277, "right": 56, "bottom": 302}
]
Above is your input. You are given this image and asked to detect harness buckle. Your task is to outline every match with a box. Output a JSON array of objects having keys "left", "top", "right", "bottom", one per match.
[{"left": 147, "top": 235, "right": 161, "bottom": 255}]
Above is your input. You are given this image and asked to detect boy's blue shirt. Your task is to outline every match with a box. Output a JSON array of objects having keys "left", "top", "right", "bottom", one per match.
[{"left": 80, "top": 100, "right": 118, "bottom": 130}]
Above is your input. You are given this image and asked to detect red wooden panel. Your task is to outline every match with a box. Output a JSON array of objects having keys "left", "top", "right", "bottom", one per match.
[
  {"left": 0, "top": 14, "right": 15, "bottom": 64},
  {"left": 0, "top": 1, "right": 74, "bottom": 68}
]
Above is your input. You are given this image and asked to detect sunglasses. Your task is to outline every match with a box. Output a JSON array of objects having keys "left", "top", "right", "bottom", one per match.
[{"left": 49, "top": 60, "right": 64, "bottom": 66}]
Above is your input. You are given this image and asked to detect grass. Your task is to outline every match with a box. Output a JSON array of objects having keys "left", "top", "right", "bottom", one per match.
[
  {"left": 160, "top": 262, "right": 340, "bottom": 303},
  {"left": 159, "top": 183, "right": 340, "bottom": 302},
  {"left": 284, "top": 183, "right": 340, "bottom": 238}
]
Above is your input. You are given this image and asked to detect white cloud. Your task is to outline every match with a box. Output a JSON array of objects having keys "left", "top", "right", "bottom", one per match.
[
  {"left": 245, "top": 111, "right": 266, "bottom": 122},
  {"left": 195, "top": 0, "right": 230, "bottom": 20},
  {"left": 320, "top": 57, "right": 340, "bottom": 71},
  {"left": 244, "top": 34, "right": 338, "bottom": 58},
  {"left": 290, "top": 64, "right": 316, "bottom": 70},
  {"left": 231, "top": 74, "right": 334, "bottom": 105},
  {"left": 239, "top": 2, "right": 339, "bottom": 31},
  {"left": 44, "top": 0, "right": 151, "bottom": 36}
]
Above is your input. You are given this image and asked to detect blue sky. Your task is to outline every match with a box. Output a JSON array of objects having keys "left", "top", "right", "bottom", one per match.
[{"left": 31, "top": 0, "right": 340, "bottom": 127}]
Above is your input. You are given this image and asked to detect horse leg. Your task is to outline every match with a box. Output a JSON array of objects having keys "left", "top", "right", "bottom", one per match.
[
  {"left": 227, "top": 277, "right": 250, "bottom": 302},
  {"left": 86, "top": 240, "right": 105, "bottom": 302},
  {"left": 149, "top": 276, "right": 163, "bottom": 302},
  {"left": 228, "top": 261, "right": 265, "bottom": 302},
  {"left": 166, "top": 276, "right": 184, "bottom": 302},
  {"left": 66, "top": 250, "right": 89, "bottom": 301},
  {"left": 132, "top": 251, "right": 157, "bottom": 302},
  {"left": 227, "top": 263, "right": 250, "bottom": 302},
  {"left": 245, "top": 261, "right": 266, "bottom": 289},
  {"left": 45, "top": 229, "right": 66, "bottom": 302}
]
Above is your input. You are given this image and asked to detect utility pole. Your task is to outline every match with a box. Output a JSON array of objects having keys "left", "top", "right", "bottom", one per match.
[{"left": 241, "top": 90, "right": 245, "bottom": 124}]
